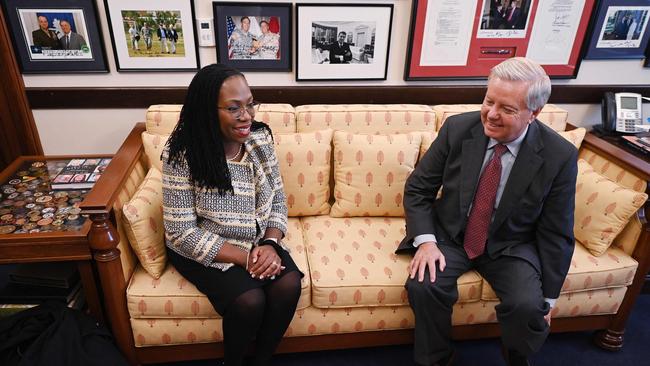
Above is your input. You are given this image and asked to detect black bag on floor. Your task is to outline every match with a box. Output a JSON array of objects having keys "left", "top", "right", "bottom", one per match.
[{"left": 0, "top": 301, "right": 128, "bottom": 366}]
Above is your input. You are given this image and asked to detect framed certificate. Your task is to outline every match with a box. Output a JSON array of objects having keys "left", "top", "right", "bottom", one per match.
[{"left": 405, "top": 0, "right": 597, "bottom": 79}]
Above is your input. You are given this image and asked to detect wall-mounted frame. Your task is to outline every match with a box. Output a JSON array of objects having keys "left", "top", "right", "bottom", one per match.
[
  {"left": 296, "top": 3, "right": 393, "bottom": 81},
  {"left": 584, "top": 0, "right": 650, "bottom": 59},
  {"left": 104, "top": 0, "right": 199, "bottom": 72},
  {"left": 1, "top": 0, "right": 108, "bottom": 74},
  {"left": 213, "top": 2, "right": 292, "bottom": 72},
  {"left": 405, "top": 0, "right": 597, "bottom": 80}
]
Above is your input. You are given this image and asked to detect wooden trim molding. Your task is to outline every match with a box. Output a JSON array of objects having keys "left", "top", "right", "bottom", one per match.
[{"left": 26, "top": 85, "right": 650, "bottom": 109}]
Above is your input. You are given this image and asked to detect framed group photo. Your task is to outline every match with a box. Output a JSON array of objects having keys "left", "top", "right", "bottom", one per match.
[
  {"left": 213, "top": 2, "right": 292, "bottom": 72},
  {"left": 296, "top": 3, "right": 394, "bottom": 81},
  {"left": 584, "top": 0, "right": 650, "bottom": 59},
  {"left": 104, "top": 0, "right": 200, "bottom": 71},
  {"left": 1, "top": 0, "right": 108, "bottom": 73},
  {"left": 405, "top": 0, "right": 597, "bottom": 79}
]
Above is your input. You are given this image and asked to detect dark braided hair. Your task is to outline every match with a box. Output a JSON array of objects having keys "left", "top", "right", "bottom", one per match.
[{"left": 166, "top": 63, "right": 270, "bottom": 194}]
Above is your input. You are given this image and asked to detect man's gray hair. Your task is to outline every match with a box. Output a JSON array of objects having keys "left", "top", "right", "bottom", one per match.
[{"left": 488, "top": 57, "right": 551, "bottom": 111}]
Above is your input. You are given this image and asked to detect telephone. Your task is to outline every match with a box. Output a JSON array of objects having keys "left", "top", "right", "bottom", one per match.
[{"left": 601, "top": 92, "right": 648, "bottom": 133}]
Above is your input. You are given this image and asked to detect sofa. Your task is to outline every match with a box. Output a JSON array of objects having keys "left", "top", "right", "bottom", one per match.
[{"left": 80, "top": 103, "right": 650, "bottom": 365}]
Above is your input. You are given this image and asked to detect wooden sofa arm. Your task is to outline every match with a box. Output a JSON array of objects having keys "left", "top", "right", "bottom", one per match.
[{"left": 80, "top": 122, "right": 146, "bottom": 365}]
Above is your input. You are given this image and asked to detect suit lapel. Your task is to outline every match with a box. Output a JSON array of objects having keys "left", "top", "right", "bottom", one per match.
[
  {"left": 490, "top": 121, "right": 544, "bottom": 233},
  {"left": 460, "top": 123, "right": 489, "bottom": 217}
]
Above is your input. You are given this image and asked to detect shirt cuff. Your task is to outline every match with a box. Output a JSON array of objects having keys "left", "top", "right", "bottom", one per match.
[
  {"left": 413, "top": 234, "right": 437, "bottom": 248},
  {"left": 545, "top": 298, "right": 557, "bottom": 308}
]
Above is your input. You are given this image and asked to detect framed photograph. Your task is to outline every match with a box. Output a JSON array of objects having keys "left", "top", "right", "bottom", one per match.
[
  {"left": 584, "top": 0, "right": 650, "bottom": 59},
  {"left": 213, "top": 2, "right": 291, "bottom": 72},
  {"left": 405, "top": 0, "right": 597, "bottom": 80},
  {"left": 1, "top": 0, "right": 108, "bottom": 73},
  {"left": 104, "top": 0, "right": 200, "bottom": 71},
  {"left": 296, "top": 3, "right": 394, "bottom": 81}
]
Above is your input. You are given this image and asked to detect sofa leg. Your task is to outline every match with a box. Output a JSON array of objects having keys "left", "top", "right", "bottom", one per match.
[{"left": 594, "top": 329, "right": 624, "bottom": 351}]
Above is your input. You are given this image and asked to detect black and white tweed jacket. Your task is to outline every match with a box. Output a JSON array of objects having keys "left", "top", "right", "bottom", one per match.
[{"left": 162, "top": 128, "right": 288, "bottom": 270}]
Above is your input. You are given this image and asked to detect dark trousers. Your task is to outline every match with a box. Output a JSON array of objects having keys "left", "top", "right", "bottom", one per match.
[{"left": 405, "top": 241, "right": 550, "bottom": 365}]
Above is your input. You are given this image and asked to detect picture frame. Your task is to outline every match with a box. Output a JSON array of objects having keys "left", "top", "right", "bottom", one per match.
[
  {"left": 295, "top": 3, "right": 394, "bottom": 81},
  {"left": 584, "top": 0, "right": 650, "bottom": 59},
  {"left": 405, "top": 0, "right": 597, "bottom": 80},
  {"left": 1, "top": 0, "right": 108, "bottom": 74},
  {"left": 104, "top": 0, "right": 200, "bottom": 72},
  {"left": 213, "top": 2, "right": 292, "bottom": 72}
]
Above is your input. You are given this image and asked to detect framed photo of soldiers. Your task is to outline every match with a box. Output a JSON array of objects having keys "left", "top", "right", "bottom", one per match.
[
  {"left": 212, "top": 2, "right": 292, "bottom": 72},
  {"left": 295, "top": 3, "right": 394, "bottom": 81},
  {"left": 104, "top": 0, "right": 200, "bottom": 71},
  {"left": 1, "top": 0, "right": 108, "bottom": 73}
]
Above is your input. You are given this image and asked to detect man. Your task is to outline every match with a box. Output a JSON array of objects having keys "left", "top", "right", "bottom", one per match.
[
  {"left": 398, "top": 57, "right": 577, "bottom": 366},
  {"left": 157, "top": 23, "right": 169, "bottom": 53},
  {"left": 229, "top": 16, "right": 254, "bottom": 59},
  {"left": 168, "top": 24, "right": 179, "bottom": 54},
  {"left": 329, "top": 31, "right": 352, "bottom": 64},
  {"left": 59, "top": 20, "right": 87, "bottom": 50},
  {"left": 32, "top": 15, "right": 60, "bottom": 49},
  {"left": 141, "top": 22, "right": 153, "bottom": 52},
  {"left": 253, "top": 20, "right": 279, "bottom": 59}
]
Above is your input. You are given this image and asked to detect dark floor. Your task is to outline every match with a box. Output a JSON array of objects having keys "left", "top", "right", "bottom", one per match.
[{"left": 155, "top": 294, "right": 650, "bottom": 366}]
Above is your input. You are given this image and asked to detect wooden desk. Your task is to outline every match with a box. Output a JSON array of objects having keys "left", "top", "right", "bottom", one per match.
[{"left": 0, "top": 155, "right": 110, "bottom": 321}]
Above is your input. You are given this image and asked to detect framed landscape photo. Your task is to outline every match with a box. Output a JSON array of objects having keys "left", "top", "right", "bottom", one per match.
[
  {"left": 213, "top": 2, "right": 292, "bottom": 71},
  {"left": 104, "top": 0, "right": 200, "bottom": 71},
  {"left": 296, "top": 3, "right": 394, "bottom": 81},
  {"left": 584, "top": 0, "right": 650, "bottom": 59},
  {"left": 1, "top": 0, "right": 108, "bottom": 73}
]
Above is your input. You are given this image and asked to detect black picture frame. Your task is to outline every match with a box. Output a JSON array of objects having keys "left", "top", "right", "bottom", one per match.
[
  {"left": 584, "top": 0, "right": 650, "bottom": 59},
  {"left": 295, "top": 3, "right": 394, "bottom": 81},
  {"left": 213, "top": 2, "right": 292, "bottom": 72},
  {"left": 1, "top": 0, "right": 108, "bottom": 73},
  {"left": 104, "top": 0, "right": 200, "bottom": 72}
]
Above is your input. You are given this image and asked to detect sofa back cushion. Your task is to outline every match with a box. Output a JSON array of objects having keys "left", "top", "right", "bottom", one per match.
[
  {"left": 275, "top": 130, "right": 333, "bottom": 216},
  {"left": 145, "top": 104, "right": 297, "bottom": 136},
  {"left": 295, "top": 104, "right": 436, "bottom": 134},
  {"left": 432, "top": 104, "right": 568, "bottom": 132},
  {"left": 331, "top": 131, "right": 421, "bottom": 217}
]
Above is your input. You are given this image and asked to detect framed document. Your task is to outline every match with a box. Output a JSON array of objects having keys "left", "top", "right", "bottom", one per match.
[
  {"left": 584, "top": 0, "right": 650, "bottom": 60},
  {"left": 405, "top": 0, "right": 597, "bottom": 79}
]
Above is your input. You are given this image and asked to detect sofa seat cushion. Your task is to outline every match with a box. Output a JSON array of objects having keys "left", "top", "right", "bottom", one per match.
[
  {"left": 432, "top": 104, "right": 568, "bottom": 131},
  {"left": 295, "top": 104, "right": 436, "bottom": 133},
  {"left": 301, "top": 216, "right": 483, "bottom": 308},
  {"left": 480, "top": 243, "right": 637, "bottom": 301},
  {"left": 127, "top": 219, "right": 311, "bottom": 318}
]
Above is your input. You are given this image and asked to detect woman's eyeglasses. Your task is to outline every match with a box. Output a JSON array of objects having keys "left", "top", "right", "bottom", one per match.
[{"left": 218, "top": 101, "right": 260, "bottom": 119}]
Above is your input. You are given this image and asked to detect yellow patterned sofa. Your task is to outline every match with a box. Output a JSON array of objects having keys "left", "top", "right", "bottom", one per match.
[{"left": 81, "top": 103, "right": 650, "bottom": 365}]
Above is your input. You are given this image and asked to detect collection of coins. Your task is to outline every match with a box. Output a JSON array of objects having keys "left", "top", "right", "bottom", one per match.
[{"left": 0, "top": 161, "right": 88, "bottom": 234}]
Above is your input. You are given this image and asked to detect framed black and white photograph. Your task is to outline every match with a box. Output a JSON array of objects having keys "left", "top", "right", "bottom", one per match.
[
  {"left": 296, "top": 3, "right": 393, "bottom": 81},
  {"left": 584, "top": 0, "right": 650, "bottom": 59},
  {"left": 1, "top": 0, "right": 108, "bottom": 73},
  {"left": 213, "top": 2, "right": 292, "bottom": 71},
  {"left": 104, "top": 0, "right": 200, "bottom": 71}
]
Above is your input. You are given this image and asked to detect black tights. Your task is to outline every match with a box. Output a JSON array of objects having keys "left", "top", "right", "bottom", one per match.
[{"left": 222, "top": 271, "right": 301, "bottom": 366}]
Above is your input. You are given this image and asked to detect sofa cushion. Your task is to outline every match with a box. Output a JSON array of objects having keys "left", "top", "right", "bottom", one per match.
[
  {"left": 274, "top": 130, "right": 333, "bottom": 216},
  {"left": 481, "top": 242, "right": 638, "bottom": 301},
  {"left": 558, "top": 128, "right": 586, "bottom": 148},
  {"left": 301, "top": 216, "right": 483, "bottom": 308},
  {"left": 142, "top": 132, "right": 169, "bottom": 171},
  {"left": 574, "top": 160, "right": 647, "bottom": 256},
  {"left": 432, "top": 104, "right": 568, "bottom": 131},
  {"left": 295, "top": 104, "right": 436, "bottom": 134},
  {"left": 126, "top": 219, "right": 311, "bottom": 318},
  {"left": 122, "top": 168, "right": 166, "bottom": 279},
  {"left": 145, "top": 104, "right": 296, "bottom": 136},
  {"left": 330, "top": 131, "right": 421, "bottom": 217}
]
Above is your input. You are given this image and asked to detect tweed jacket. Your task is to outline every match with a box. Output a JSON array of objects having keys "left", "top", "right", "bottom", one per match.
[{"left": 162, "top": 127, "right": 288, "bottom": 270}]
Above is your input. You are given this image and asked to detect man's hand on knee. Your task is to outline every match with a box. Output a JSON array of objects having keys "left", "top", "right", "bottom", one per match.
[{"left": 409, "top": 242, "right": 446, "bottom": 283}]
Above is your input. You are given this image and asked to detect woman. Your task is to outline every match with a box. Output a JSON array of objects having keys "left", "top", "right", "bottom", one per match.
[{"left": 162, "top": 64, "right": 301, "bottom": 366}]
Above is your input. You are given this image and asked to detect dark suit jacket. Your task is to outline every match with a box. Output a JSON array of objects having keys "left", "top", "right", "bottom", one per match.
[
  {"left": 329, "top": 42, "right": 352, "bottom": 63},
  {"left": 397, "top": 111, "right": 577, "bottom": 299},
  {"left": 32, "top": 29, "right": 60, "bottom": 49}
]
